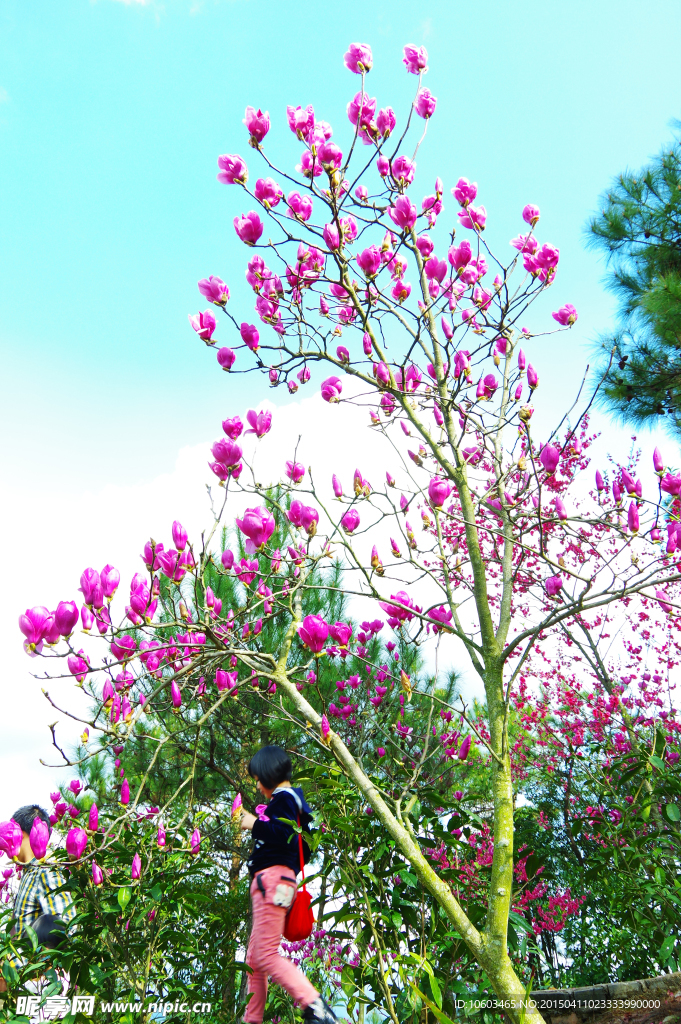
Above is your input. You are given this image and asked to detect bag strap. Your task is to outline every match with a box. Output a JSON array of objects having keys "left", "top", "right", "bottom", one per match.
[{"left": 297, "top": 814, "right": 307, "bottom": 893}]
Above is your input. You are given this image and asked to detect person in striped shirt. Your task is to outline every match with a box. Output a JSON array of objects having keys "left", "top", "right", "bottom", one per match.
[{"left": 0, "top": 805, "right": 76, "bottom": 990}]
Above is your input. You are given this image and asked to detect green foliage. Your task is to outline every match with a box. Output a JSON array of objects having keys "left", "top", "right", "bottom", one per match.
[{"left": 588, "top": 125, "right": 681, "bottom": 434}]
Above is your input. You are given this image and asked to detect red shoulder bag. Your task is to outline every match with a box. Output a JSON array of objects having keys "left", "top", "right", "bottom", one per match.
[{"left": 283, "top": 815, "right": 315, "bottom": 941}]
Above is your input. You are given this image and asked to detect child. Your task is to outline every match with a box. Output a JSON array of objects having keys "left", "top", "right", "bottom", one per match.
[{"left": 240, "top": 745, "right": 337, "bottom": 1024}]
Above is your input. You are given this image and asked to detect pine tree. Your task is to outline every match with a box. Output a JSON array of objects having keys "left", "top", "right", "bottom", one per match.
[{"left": 588, "top": 124, "right": 681, "bottom": 435}]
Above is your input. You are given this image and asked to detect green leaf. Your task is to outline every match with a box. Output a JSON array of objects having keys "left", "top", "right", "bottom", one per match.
[
  {"left": 118, "top": 886, "right": 132, "bottom": 912},
  {"left": 664, "top": 803, "right": 681, "bottom": 822},
  {"left": 2, "top": 960, "right": 19, "bottom": 985},
  {"left": 650, "top": 755, "right": 666, "bottom": 771},
  {"left": 408, "top": 981, "right": 456, "bottom": 1024},
  {"left": 150, "top": 884, "right": 163, "bottom": 901},
  {"left": 660, "top": 934, "right": 675, "bottom": 961}
]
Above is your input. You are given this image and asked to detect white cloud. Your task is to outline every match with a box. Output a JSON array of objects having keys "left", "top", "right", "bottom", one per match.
[{"left": 2, "top": 389, "right": 465, "bottom": 820}]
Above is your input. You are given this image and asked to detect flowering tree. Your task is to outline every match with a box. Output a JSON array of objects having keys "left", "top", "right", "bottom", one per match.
[{"left": 12, "top": 39, "right": 681, "bottom": 1023}]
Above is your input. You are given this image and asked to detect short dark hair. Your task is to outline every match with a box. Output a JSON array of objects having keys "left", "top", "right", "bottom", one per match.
[
  {"left": 12, "top": 806, "right": 51, "bottom": 837},
  {"left": 32, "top": 914, "right": 67, "bottom": 950},
  {"left": 248, "top": 746, "right": 292, "bottom": 789}
]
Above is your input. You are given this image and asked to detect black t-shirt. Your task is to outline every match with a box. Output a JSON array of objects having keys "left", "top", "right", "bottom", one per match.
[{"left": 247, "top": 786, "right": 313, "bottom": 878}]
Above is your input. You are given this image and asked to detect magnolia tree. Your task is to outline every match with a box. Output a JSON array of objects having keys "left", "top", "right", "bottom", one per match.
[{"left": 12, "top": 40, "right": 681, "bottom": 1023}]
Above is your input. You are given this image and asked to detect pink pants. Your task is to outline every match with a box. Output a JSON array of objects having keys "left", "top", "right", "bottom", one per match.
[{"left": 244, "top": 865, "right": 319, "bottom": 1023}]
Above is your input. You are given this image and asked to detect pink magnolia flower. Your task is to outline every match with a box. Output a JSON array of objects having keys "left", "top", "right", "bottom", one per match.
[
  {"left": 654, "top": 447, "right": 665, "bottom": 474},
  {"left": 191, "top": 829, "right": 201, "bottom": 855},
  {"left": 347, "top": 91, "right": 376, "bottom": 129},
  {"left": 414, "top": 87, "right": 437, "bottom": 118},
  {"left": 510, "top": 233, "right": 538, "bottom": 254},
  {"left": 287, "top": 191, "right": 313, "bottom": 221},
  {"left": 246, "top": 408, "right": 272, "bottom": 437},
  {"left": 236, "top": 507, "right": 276, "bottom": 551},
  {"left": 661, "top": 473, "right": 681, "bottom": 496},
  {"left": 198, "top": 275, "right": 230, "bottom": 305},
  {"left": 172, "top": 521, "right": 188, "bottom": 551},
  {"left": 288, "top": 501, "right": 319, "bottom": 535},
  {"left": 323, "top": 222, "right": 340, "bottom": 250},
  {"left": 403, "top": 44, "right": 428, "bottom": 74},
  {"left": 92, "top": 862, "right": 103, "bottom": 886},
  {"left": 110, "top": 635, "right": 136, "bottom": 662},
  {"left": 318, "top": 140, "right": 343, "bottom": 170},
  {"left": 429, "top": 606, "right": 453, "bottom": 633},
  {"left": 231, "top": 793, "right": 243, "bottom": 818},
  {"left": 329, "top": 621, "right": 352, "bottom": 646},
  {"left": 66, "top": 827, "right": 88, "bottom": 860},
  {"left": 88, "top": 804, "right": 99, "bottom": 832},
  {"left": 216, "top": 670, "right": 238, "bottom": 691},
  {"left": 68, "top": 651, "right": 89, "bottom": 683},
  {"left": 522, "top": 203, "right": 540, "bottom": 227},
  {"left": 425, "top": 257, "right": 447, "bottom": 283},
  {"left": 540, "top": 445, "right": 560, "bottom": 475},
  {"left": 458, "top": 735, "right": 472, "bottom": 761},
  {"left": 131, "top": 853, "right": 142, "bottom": 880},
  {"left": 235, "top": 558, "right": 259, "bottom": 585},
  {"left": 337, "top": 345, "right": 350, "bottom": 363},
  {"left": 554, "top": 497, "right": 568, "bottom": 521},
  {"left": 217, "top": 347, "right": 236, "bottom": 371},
  {"left": 376, "top": 107, "right": 396, "bottom": 137},
  {"left": 240, "top": 323, "right": 260, "bottom": 352},
  {"left": 448, "top": 239, "right": 472, "bottom": 270},
  {"left": 53, "top": 600, "right": 78, "bottom": 637},
  {"left": 379, "top": 591, "right": 415, "bottom": 625},
  {"left": 552, "top": 304, "right": 578, "bottom": 326},
  {"left": 299, "top": 614, "right": 329, "bottom": 653},
  {"left": 286, "top": 104, "right": 315, "bottom": 139},
  {"left": 341, "top": 509, "right": 360, "bottom": 534},
  {"left": 0, "top": 820, "right": 23, "bottom": 859},
  {"left": 321, "top": 714, "right": 331, "bottom": 740},
  {"left": 100, "top": 565, "right": 120, "bottom": 599},
  {"left": 286, "top": 461, "right": 305, "bottom": 484},
  {"left": 656, "top": 589, "right": 674, "bottom": 614},
  {"left": 211, "top": 438, "right": 242, "bottom": 467},
  {"left": 244, "top": 106, "right": 270, "bottom": 143},
  {"left": 458, "top": 204, "right": 487, "bottom": 231},
  {"left": 391, "top": 154, "right": 415, "bottom": 186},
  {"left": 428, "top": 477, "right": 452, "bottom": 507},
  {"left": 19, "top": 606, "right": 52, "bottom": 652},
  {"left": 527, "top": 364, "right": 539, "bottom": 389},
  {"left": 188, "top": 310, "right": 217, "bottom": 341},
  {"left": 234, "top": 211, "right": 264, "bottom": 246},
  {"left": 357, "top": 245, "right": 382, "bottom": 277},
  {"left": 170, "top": 681, "right": 182, "bottom": 709},
  {"left": 545, "top": 576, "right": 563, "bottom": 598},
  {"left": 388, "top": 196, "right": 417, "bottom": 232},
  {"left": 321, "top": 377, "right": 343, "bottom": 403},
  {"left": 217, "top": 153, "right": 248, "bottom": 184},
  {"left": 452, "top": 178, "right": 477, "bottom": 206},
  {"left": 628, "top": 501, "right": 640, "bottom": 533},
  {"left": 222, "top": 416, "right": 243, "bottom": 440},
  {"left": 254, "top": 177, "right": 283, "bottom": 208},
  {"left": 28, "top": 818, "right": 49, "bottom": 861},
  {"left": 344, "top": 42, "right": 373, "bottom": 73}
]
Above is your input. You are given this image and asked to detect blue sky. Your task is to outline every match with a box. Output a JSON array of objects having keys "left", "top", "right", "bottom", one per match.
[{"left": 1, "top": 0, "right": 681, "bottom": 496}]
